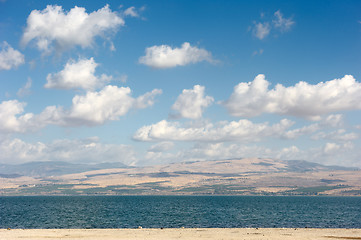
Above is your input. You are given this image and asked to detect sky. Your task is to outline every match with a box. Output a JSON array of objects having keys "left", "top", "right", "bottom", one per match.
[{"left": 0, "top": 0, "right": 360, "bottom": 167}]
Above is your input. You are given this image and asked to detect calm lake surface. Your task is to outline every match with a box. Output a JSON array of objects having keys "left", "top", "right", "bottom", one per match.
[{"left": 1, "top": 196, "right": 360, "bottom": 229}]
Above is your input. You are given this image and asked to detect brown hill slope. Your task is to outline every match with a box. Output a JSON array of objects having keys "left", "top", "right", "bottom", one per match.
[{"left": 1, "top": 158, "right": 360, "bottom": 196}]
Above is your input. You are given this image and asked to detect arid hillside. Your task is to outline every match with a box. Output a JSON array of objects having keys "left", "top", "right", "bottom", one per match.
[{"left": 1, "top": 158, "right": 360, "bottom": 196}]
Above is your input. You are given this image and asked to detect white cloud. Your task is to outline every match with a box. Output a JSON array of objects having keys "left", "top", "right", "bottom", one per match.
[
  {"left": 223, "top": 74, "right": 361, "bottom": 120},
  {"left": 177, "top": 141, "right": 360, "bottom": 168},
  {"left": 314, "top": 141, "right": 358, "bottom": 167},
  {"left": 193, "top": 143, "right": 294, "bottom": 161},
  {"left": 45, "top": 58, "right": 111, "bottom": 90},
  {"left": 148, "top": 141, "right": 174, "bottom": 152},
  {"left": 252, "top": 49, "right": 264, "bottom": 56},
  {"left": 139, "top": 42, "right": 215, "bottom": 68},
  {"left": 251, "top": 10, "right": 294, "bottom": 40},
  {"left": 0, "top": 138, "right": 137, "bottom": 165},
  {"left": 21, "top": 5, "right": 125, "bottom": 53},
  {"left": 282, "top": 123, "right": 320, "bottom": 139},
  {"left": 0, "top": 42, "right": 25, "bottom": 70},
  {"left": 0, "top": 100, "right": 64, "bottom": 134},
  {"left": 323, "top": 142, "right": 346, "bottom": 155},
  {"left": 133, "top": 118, "right": 294, "bottom": 142},
  {"left": 277, "top": 141, "right": 358, "bottom": 167},
  {"left": 0, "top": 100, "right": 36, "bottom": 133},
  {"left": 133, "top": 88, "right": 163, "bottom": 109},
  {"left": 124, "top": 6, "right": 139, "bottom": 17},
  {"left": 141, "top": 143, "right": 305, "bottom": 166},
  {"left": 321, "top": 114, "right": 344, "bottom": 128},
  {"left": 312, "top": 129, "right": 359, "bottom": 142},
  {"left": 0, "top": 138, "right": 46, "bottom": 164},
  {"left": 276, "top": 146, "right": 300, "bottom": 160},
  {"left": 134, "top": 113, "right": 352, "bottom": 146},
  {"left": 0, "top": 86, "right": 162, "bottom": 132},
  {"left": 17, "top": 78, "right": 32, "bottom": 97},
  {"left": 136, "top": 143, "right": 276, "bottom": 165},
  {"left": 170, "top": 143, "right": 277, "bottom": 163},
  {"left": 141, "top": 151, "right": 180, "bottom": 166},
  {"left": 2, "top": 136, "right": 359, "bottom": 167},
  {"left": 252, "top": 22, "right": 271, "bottom": 40},
  {"left": 279, "top": 114, "right": 347, "bottom": 139},
  {"left": 60, "top": 86, "right": 162, "bottom": 126},
  {"left": 273, "top": 10, "right": 294, "bottom": 32},
  {"left": 171, "top": 85, "right": 214, "bottom": 119},
  {"left": 119, "top": 74, "right": 128, "bottom": 83}
]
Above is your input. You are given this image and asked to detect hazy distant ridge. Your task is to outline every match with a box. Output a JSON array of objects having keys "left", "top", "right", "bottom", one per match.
[{"left": 0, "top": 161, "right": 128, "bottom": 177}]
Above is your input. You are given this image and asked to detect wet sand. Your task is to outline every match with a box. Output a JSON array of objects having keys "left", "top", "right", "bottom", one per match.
[{"left": 1, "top": 228, "right": 361, "bottom": 240}]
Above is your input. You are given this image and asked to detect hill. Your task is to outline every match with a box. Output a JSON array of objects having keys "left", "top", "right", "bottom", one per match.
[
  {"left": 1, "top": 158, "right": 360, "bottom": 196},
  {"left": 0, "top": 161, "right": 128, "bottom": 177}
]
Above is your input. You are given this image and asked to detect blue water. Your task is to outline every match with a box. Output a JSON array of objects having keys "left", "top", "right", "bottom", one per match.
[{"left": 0, "top": 196, "right": 360, "bottom": 229}]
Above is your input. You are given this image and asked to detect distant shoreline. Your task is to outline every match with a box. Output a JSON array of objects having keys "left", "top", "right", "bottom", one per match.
[
  {"left": 2, "top": 228, "right": 361, "bottom": 240},
  {"left": 2, "top": 194, "right": 361, "bottom": 197}
]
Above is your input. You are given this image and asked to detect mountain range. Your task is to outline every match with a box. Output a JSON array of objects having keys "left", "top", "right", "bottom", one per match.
[{"left": 1, "top": 158, "right": 360, "bottom": 196}]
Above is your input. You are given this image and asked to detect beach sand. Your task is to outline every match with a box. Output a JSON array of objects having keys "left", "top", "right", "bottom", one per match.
[{"left": 1, "top": 228, "right": 361, "bottom": 240}]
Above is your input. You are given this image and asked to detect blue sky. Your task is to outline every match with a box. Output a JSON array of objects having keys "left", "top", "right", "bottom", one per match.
[{"left": 0, "top": 0, "right": 360, "bottom": 167}]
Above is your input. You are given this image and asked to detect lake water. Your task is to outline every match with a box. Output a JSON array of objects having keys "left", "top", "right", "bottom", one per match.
[{"left": 1, "top": 196, "right": 360, "bottom": 229}]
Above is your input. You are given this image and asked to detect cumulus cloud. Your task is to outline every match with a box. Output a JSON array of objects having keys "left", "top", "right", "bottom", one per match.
[
  {"left": 276, "top": 146, "right": 300, "bottom": 160},
  {"left": 148, "top": 141, "right": 174, "bottom": 152},
  {"left": 17, "top": 78, "right": 32, "bottom": 97},
  {"left": 323, "top": 142, "right": 341, "bottom": 154},
  {"left": 312, "top": 129, "right": 359, "bottom": 142},
  {"left": 322, "top": 142, "right": 354, "bottom": 156},
  {"left": 280, "top": 114, "right": 347, "bottom": 139},
  {"left": 268, "top": 141, "right": 358, "bottom": 167},
  {"left": 282, "top": 123, "right": 320, "bottom": 139},
  {"left": 140, "top": 142, "right": 312, "bottom": 166},
  {"left": 0, "top": 101, "right": 64, "bottom": 134},
  {"left": 133, "top": 118, "right": 294, "bottom": 142},
  {"left": 57, "top": 86, "right": 162, "bottom": 126},
  {"left": 251, "top": 10, "right": 294, "bottom": 40},
  {"left": 162, "top": 140, "right": 360, "bottom": 167},
  {"left": 321, "top": 114, "right": 344, "bottom": 128},
  {"left": 0, "top": 100, "right": 37, "bottom": 133},
  {"left": 134, "top": 113, "right": 350, "bottom": 143},
  {"left": 184, "top": 143, "right": 288, "bottom": 162},
  {"left": 0, "top": 138, "right": 137, "bottom": 165},
  {"left": 0, "top": 86, "right": 162, "bottom": 132},
  {"left": 178, "top": 141, "right": 360, "bottom": 168},
  {"left": 157, "top": 143, "right": 295, "bottom": 164},
  {"left": 21, "top": 5, "right": 125, "bottom": 53},
  {"left": 0, "top": 100, "right": 66, "bottom": 134},
  {"left": 139, "top": 42, "right": 215, "bottom": 68},
  {"left": 45, "top": 58, "right": 111, "bottom": 90},
  {"left": 171, "top": 85, "right": 214, "bottom": 119},
  {"left": 252, "top": 22, "right": 271, "bottom": 40},
  {"left": 133, "top": 89, "right": 163, "bottom": 109},
  {"left": 0, "top": 42, "right": 25, "bottom": 70},
  {"left": 0, "top": 138, "right": 46, "bottom": 164},
  {"left": 124, "top": 6, "right": 139, "bottom": 17},
  {"left": 307, "top": 141, "right": 359, "bottom": 167},
  {"left": 64, "top": 86, "right": 138, "bottom": 125},
  {"left": 222, "top": 74, "right": 361, "bottom": 120},
  {"left": 273, "top": 10, "right": 295, "bottom": 32}
]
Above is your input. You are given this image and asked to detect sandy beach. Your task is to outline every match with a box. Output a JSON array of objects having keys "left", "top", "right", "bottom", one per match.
[{"left": 1, "top": 228, "right": 361, "bottom": 240}]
